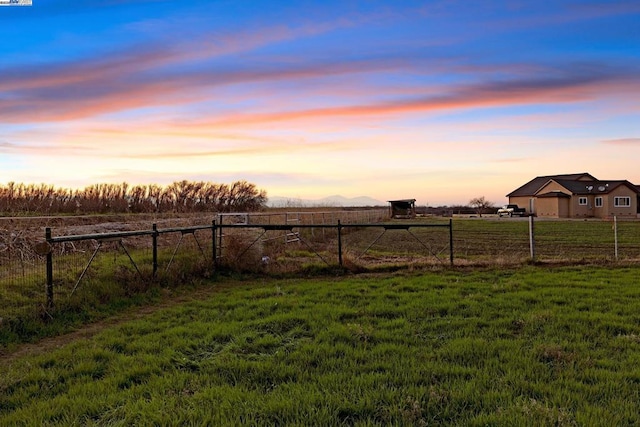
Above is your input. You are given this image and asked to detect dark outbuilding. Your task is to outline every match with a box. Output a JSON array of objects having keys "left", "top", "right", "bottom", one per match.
[{"left": 388, "top": 199, "right": 416, "bottom": 219}]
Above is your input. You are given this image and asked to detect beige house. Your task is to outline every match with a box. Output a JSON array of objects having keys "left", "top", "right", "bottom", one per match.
[{"left": 507, "top": 173, "right": 640, "bottom": 219}]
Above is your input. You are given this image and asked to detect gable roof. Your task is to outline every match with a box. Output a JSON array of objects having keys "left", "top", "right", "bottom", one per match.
[
  {"left": 537, "top": 191, "right": 571, "bottom": 198},
  {"left": 506, "top": 173, "right": 596, "bottom": 197},
  {"left": 548, "top": 179, "right": 640, "bottom": 196},
  {"left": 388, "top": 199, "right": 416, "bottom": 203}
]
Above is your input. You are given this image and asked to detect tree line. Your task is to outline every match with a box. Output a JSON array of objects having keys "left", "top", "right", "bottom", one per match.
[{"left": 0, "top": 180, "right": 267, "bottom": 215}]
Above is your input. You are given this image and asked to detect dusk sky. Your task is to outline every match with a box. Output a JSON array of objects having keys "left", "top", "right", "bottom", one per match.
[{"left": 1, "top": 1, "right": 639, "bottom": 206}]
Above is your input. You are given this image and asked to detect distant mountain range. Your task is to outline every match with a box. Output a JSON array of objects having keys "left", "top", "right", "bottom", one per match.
[{"left": 267, "top": 195, "right": 386, "bottom": 208}]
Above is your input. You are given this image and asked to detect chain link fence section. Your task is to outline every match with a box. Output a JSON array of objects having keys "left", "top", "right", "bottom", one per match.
[{"left": 0, "top": 225, "right": 47, "bottom": 322}]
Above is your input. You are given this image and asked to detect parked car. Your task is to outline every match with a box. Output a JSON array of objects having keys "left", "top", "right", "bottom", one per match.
[{"left": 498, "top": 204, "right": 527, "bottom": 217}]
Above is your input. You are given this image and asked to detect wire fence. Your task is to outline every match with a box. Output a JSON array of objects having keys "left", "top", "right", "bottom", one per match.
[
  {"left": 41, "top": 219, "right": 450, "bottom": 304},
  {"left": 42, "top": 224, "right": 215, "bottom": 314},
  {"left": 451, "top": 216, "right": 640, "bottom": 264},
  {"left": 0, "top": 210, "right": 388, "bottom": 320},
  {"left": 3, "top": 212, "right": 640, "bottom": 325}
]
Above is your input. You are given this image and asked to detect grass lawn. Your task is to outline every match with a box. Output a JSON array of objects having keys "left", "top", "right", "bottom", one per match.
[{"left": 1, "top": 266, "right": 640, "bottom": 425}]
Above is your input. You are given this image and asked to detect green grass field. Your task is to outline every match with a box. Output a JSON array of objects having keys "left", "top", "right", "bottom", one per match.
[
  {"left": 4, "top": 216, "right": 640, "bottom": 349},
  {"left": 2, "top": 266, "right": 639, "bottom": 425}
]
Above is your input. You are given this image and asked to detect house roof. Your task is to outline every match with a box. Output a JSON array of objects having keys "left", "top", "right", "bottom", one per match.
[
  {"left": 537, "top": 191, "right": 571, "bottom": 198},
  {"left": 545, "top": 179, "right": 640, "bottom": 196},
  {"left": 506, "top": 173, "right": 596, "bottom": 197},
  {"left": 388, "top": 199, "right": 416, "bottom": 203}
]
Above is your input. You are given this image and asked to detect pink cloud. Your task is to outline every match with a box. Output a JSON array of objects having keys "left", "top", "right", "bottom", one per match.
[
  {"left": 190, "top": 72, "right": 640, "bottom": 127},
  {"left": 2, "top": 9, "right": 639, "bottom": 128},
  {"left": 3, "top": 63, "right": 636, "bottom": 128},
  {"left": 0, "top": 54, "right": 420, "bottom": 123},
  {"left": 0, "top": 14, "right": 363, "bottom": 94}
]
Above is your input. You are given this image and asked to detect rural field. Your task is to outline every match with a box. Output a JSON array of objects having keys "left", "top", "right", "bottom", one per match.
[
  {"left": 1, "top": 265, "right": 639, "bottom": 425},
  {"left": 3, "top": 214, "right": 640, "bottom": 346}
]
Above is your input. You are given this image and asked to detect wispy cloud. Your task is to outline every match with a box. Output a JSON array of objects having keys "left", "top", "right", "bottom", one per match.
[
  {"left": 0, "top": 141, "right": 93, "bottom": 155},
  {"left": 0, "top": 53, "right": 418, "bottom": 123},
  {"left": 0, "top": 10, "right": 368, "bottom": 94},
  {"left": 118, "top": 140, "right": 353, "bottom": 159},
  {"left": 471, "top": 1, "right": 640, "bottom": 33},
  {"left": 194, "top": 68, "right": 640, "bottom": 127},
  {"left": 3, "top": 2, "right": 637, "bottom": 128},
  {"left": 602, "top": 138, "right": 640, "bottom": 145},
  {"left": 491, "top": 157, "right": 534, "bottom": 164},
  {"left": 3, "top": 1, "right": 640, "bottom": 204}
]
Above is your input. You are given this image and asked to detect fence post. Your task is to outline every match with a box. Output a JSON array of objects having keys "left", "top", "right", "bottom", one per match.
[
  {"left": 449, "top": 218, "right": 454, "bottom": 265},
  {"left": 338, "top": 220, "right": 343, "bottom": 267},
  {"left": 311, "top": 213, "right": 315, "bottom": 239},
  {"left": 284, "top": 213, "right": 288, "bottom": 244},
  {"left": 218, "top": 214, "right": 223, "bottom": 259},
  {"left": 152, "top": 224, "right": 158, "bottom": 277},
  {"left": 212, "top": 219, "right": 218, "bottom": 269},
  {"left": 614, "top": 216, "right": 618, "bottom": 261},
  {"left": 322, "top": 213, "right": 326, "bottom": 240},
  {"left": 529, "top": 215, "right": 536, "bottom": 262},
  {"left": 45, "top": 227, "right": 54, "bottom": 309}
]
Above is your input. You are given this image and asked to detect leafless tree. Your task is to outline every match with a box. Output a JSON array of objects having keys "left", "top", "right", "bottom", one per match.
[
  {"left": 0, "top": 180, "right": 268, "bottom": 215},
  {"left": 469, "top": 196, "right": 494, "bottom": 217}
]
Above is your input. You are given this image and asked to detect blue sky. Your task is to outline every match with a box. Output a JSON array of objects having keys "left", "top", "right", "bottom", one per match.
[{"left": 1, "top": 0, "right": 639, "bottom": 205}]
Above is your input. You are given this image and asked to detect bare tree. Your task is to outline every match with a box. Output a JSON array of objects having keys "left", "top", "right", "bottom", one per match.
[
  {"left": 0, "top": 179, "right": 268, "bottom": 215},
  {"left": 469, "top": 196, "right": 494, "bottom": 217}
]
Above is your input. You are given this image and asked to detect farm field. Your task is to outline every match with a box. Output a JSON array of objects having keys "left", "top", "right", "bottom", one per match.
[
  {"left": 4, "top": 215, "right": 640, "bottom": 349},
  {"left": 2, "top": 266, "right": 639, "bottom": 425}
]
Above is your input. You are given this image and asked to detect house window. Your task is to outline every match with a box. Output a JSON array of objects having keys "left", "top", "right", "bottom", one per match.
[
  {"left": 595, "top": 197, "right": 603, "bottom": 208},
  {"left": 578, "top": 197, "right": 588, "bottom": 205},
  {"left": 614, "top": 197, "right": 631, "bottom": 207}
]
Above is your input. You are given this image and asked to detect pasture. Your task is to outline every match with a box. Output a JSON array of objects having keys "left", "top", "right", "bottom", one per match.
[
  {"left": 3, "top": 215, "right": 640, "bottom": 348},
  {"left": 2, "top": 266, "right": 639, "bottom": 425}
]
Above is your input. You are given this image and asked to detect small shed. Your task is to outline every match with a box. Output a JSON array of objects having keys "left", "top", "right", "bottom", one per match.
[{"left": 388, "top": 199, "right": 416, "bottom": 219}]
